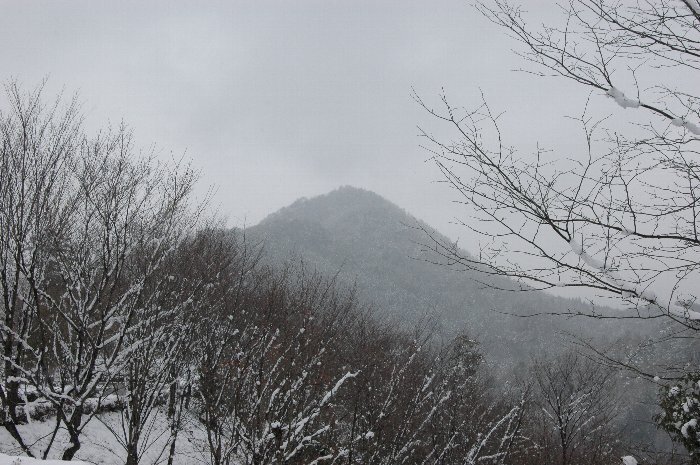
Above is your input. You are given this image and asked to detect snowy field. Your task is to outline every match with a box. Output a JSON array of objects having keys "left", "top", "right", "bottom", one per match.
[
  {"left": 0, "top": 454, "right": 92, "bottom": 464},
  {"left": 0, "top": 410, "right": 210, "bottom": 465}
]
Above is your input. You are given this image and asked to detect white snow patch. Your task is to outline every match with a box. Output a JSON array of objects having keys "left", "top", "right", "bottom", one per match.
[
  {"left": 640, "top": 289, "right": 657, "bottom": 302},
  {"left": 569, "top": 237, "right": 583, "bottom": 256},
  {"left": 607, "top": 87, "right": 640, "bottom": 109},
  {"left": 569, "top": 237, "right": 606, "bottom": 270},
  {"left": 0, "top": 454, "right": 93, "bottom": 464},
  {"left": 581, "top": 251, "right": 605, "bottom": 270},
  {"left": 682, "top": 399, "right": 693, "bottom": 413},
  {"left": 620, "top": 225, "right": 634, "bottom": 237},
  {"left": 671, "top": 117, "right": 700, "bottom": 135},
  {"left": 674, "top": 300, "right": 700, "bottom": 320},
  {"left": 681, "top": 418, "right": 697, "bottom": 437},
  {"left": 320, "top": 371, "right": 358, "bottom": 407},
  {"left": 0, "top": 410, "right": 209, "bottom": 464},
  {"left": 621, "top": 456, "right": 638, "bottom": 465}
]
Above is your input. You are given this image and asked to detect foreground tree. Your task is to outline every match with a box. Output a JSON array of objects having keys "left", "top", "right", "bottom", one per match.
[
  {"left": 417, "top": 0, "right": 700, "bottom": 459},
  {"left": 419, "top": 0, "right": 700, "bottom": 330},
  {"left": 523, "top": 352, "right": 622, "bottom": 465},
  {"left": 0, "top": 81, "right": 200, "bottom": 460},
  {"left": 106, "top": 228, "right": 239, "bottom": 465}
]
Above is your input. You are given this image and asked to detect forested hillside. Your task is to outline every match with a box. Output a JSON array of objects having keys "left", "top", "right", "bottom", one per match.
[{"left": 248, "top": 186, "right": 659, "bottom": 372}]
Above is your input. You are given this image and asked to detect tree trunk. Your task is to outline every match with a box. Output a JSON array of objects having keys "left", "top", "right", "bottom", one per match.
[
  {"left": 125, "top": 443, "right": 139, "bottom": 465},
  {"left": 61, "top": 431, "right": 81, "bottom": 461},
  {"left": 61, "top": 409, "right": 83, "bottom": 460}
]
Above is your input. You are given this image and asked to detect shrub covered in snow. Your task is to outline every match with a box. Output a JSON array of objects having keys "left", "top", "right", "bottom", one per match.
[{"left": 656, "top": 373, "right": 700, "bottom": 457}]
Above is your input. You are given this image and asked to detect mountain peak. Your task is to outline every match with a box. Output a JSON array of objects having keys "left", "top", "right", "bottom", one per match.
[
  {"left": 325, "top": 185, "right": 387, "bottom": 201},
  {"left": 258, "top": 186, "right": 412, "bottom": 229}
]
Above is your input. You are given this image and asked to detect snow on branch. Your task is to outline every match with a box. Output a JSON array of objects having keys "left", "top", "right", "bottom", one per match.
[
  {"left": 606, "top": 87, "right": 640, "bottom": 109},
  {"left": 321, "top": 371, "right": 359, "bottom": 406},
  {"left": 607, "top": 87, "right": 700, "bottom": 135},
  {"left": 687, "top": 0, "right": 700, "bottom": 15},
  {"left": 671, "top": 117, "right": 700, "bottom": 136}
]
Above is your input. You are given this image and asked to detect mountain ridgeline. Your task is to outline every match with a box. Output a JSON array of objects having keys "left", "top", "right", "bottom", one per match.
[{"left": 247, "top": 186, "right": 653, "bottom": 374}]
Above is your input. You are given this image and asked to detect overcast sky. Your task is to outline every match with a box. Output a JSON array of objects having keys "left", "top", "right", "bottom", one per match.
[{"left": 1, "top": 1, "right": 600, "bottom": 244}]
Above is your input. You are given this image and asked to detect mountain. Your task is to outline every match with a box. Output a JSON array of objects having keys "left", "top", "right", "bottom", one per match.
[{"left": 246, "top": 186, "right": 654, "bottom": 374}]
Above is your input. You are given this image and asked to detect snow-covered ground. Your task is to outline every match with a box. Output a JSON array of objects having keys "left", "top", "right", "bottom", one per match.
[
  {"left": 0, "top": 410, "right": 210, "bottom": 464},
  {"left": 0, "top": 454, "right": 93, "bottom": 464}
]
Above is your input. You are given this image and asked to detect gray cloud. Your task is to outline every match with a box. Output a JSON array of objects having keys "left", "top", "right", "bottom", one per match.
[{"left": 1, "top": 1, "right": 586, "bottom": 241}]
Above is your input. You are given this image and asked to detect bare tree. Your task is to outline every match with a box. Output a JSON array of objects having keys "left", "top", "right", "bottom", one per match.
[
  {"left": 416, "top": 0, "right": 700, "bottom": 383},
  {"left": 0, "top": 80, "right": 82, "bottom": 457},
  {"left": 105, "top": 229, "right": 235, "bottom": 465},
  {"left": 0, "top": 81, "right": 200, "bottom": 460},
  {"left": 329, "top": 317, "right": 525, "bottom": 465},
  {"left": 191, "top": 258, "right": 527, "bottom": 465},
  {"left": 416, "top": 1, "right": 700, "bottom": 459},
  {"left": 523, "top": 351, "right": 622, "bottom": 465},
  {"left": 417, "top": 0, "right": 700, "bottom": 330}
]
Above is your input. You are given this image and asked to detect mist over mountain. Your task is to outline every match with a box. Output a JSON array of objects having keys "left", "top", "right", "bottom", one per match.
[{"left": 247, "top": 186, "right": 654, "bottom": 373}]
